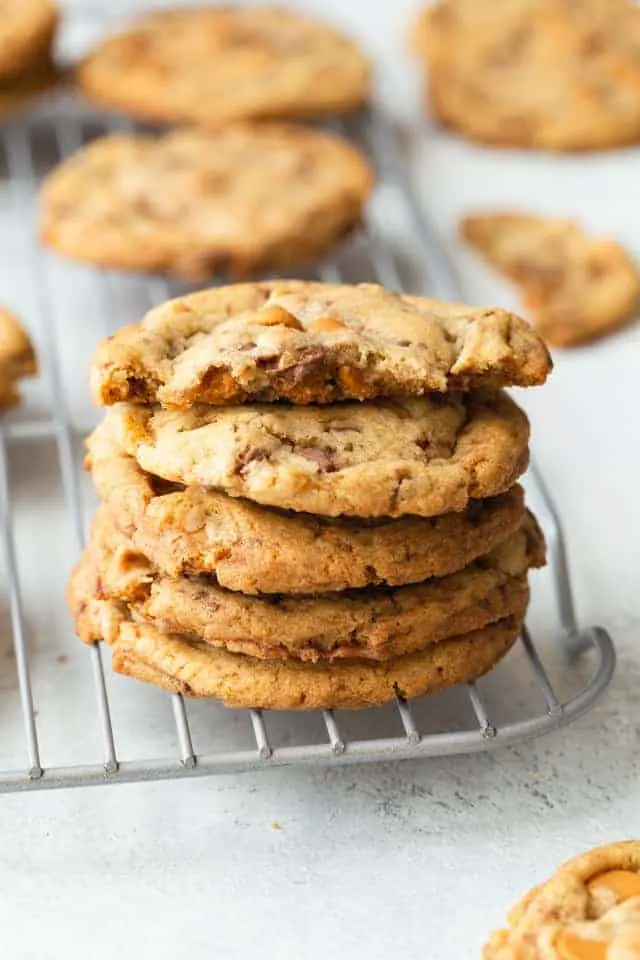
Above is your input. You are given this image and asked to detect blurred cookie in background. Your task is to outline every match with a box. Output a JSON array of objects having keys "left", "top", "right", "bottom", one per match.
[
  {"left": 411, "top": 0, "right": 640, "bottom": 152},
  {"left": 76, "top": 7, "right": 371, "bottom": 126},
  {"left": 461, "top": 212, "right": 640, "bottom": 347}
]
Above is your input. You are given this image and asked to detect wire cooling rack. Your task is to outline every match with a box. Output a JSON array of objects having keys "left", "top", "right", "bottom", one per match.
[{"left": 0, "top": 87, "right": 615, "bottom": 792}]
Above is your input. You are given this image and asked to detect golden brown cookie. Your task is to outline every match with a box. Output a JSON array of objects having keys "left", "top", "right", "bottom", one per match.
[
  {"left": 89, "top": 281, "right": 551, "bottom": 408},
  {"left": 0, "top": 0, "right": 57, "bottom": 81},
  {"left": 79, "top": 503, "right": 542, "bottom": 662},
  {"left": 412, "top": 0, "right": 640, "bottom": 151},
  {"left": 40, "top": 126, "right": 373, "bottom": 281},
  {"left": 76, "top": 7, "right": 371, "bottom": 126},
  {"left": 105, "top": 389, "right": 530, "bottom": 518},
  {"left": 86, "top": 416, "right": 529, "bottom": 593},
  {"left": 68, "top": 554, "right": 523, "bottom": 709},
  {"left": 462, "top": 213, "right": 640, "bottom": 347},
  {"left": 0, "top": 54, "right": 59, "bottom": 119},
  {"left": 485, "top": 841, "right": 640, "bottom": 958},
  {"left": 0, "top": 308, "right": 36, "bottom": 409}
]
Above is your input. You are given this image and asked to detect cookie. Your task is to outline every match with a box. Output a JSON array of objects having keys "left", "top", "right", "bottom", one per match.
[
  {"left": 80, "top": 504, "right": 542, "bottom": 662},
  {"left": 86, "top": 416, "right": 528, "bottom": 593},
  {"left": 68, "top": 556, "right": 522, "bottom": 709},
  {"left": 89, "top": 281, "right": 551, "bottom": 408},
  {"left": 0, "top": 0, "right": 57, "bottom": 81},
  {"left": 40, "top": 126, "right": 373, "bottom": 281},
  {"left": 76, "top": 7, "right": 371, "bottom": 126},
  {"left": 484, "top": 841, "right": 640, "bottom": 959},
  {"left": 412, "top": 0, "right": 640, "bottom": 151},
  {"left": 0, "top": 308, "right": 36, "bottom": 410},
  {"left": 462, "top": 212, "right": 640, "bottom": 347},
  {"left": 0, "top": 55, "right": 59, "bottom": 119},
  {"left": 106, "top": 389, "right": 530, "bottom": 518}
]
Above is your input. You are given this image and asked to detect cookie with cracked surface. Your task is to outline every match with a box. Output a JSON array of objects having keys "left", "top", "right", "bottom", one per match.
[
  {"left": 89, "top": 281, "right": 551, "bottom": 408},
  {"left": 68, "top": 556, "right": 523, "bottom": 709},
  {"left": 40, "top": 126, "right": 373, "bottom": 281},
  {"left": 76, "top": 7, "right": 371, "bottom": 126},
  {"left": 462, "top": 212, "right": 640, "bottom": 347},
  {"left": 412, "top": 0, "right": 640, "bottom": 151},
  {"left": 106, "top": 389, "right": 530, "bottom": 518},
  {"left": 484, "top": 841, "right": 640, "bottom": 958},
  {"left": 81, "top": 504, "right": 542, "bottom": 661},
  {"left": 0, "top": 0, "right": 57, "bottom": 81},
  {"left": 0, "top": 308, "right": 36, "bottom": 409},
  {"left": 86, "top": 416, "right": 528, "bottom": 592}
]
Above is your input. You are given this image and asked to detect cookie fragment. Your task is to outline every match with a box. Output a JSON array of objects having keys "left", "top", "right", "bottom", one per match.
[
  {"left": 89, "top": 281, "right": 551, "bottom": 408},
  {"left": 412, "top": 0, "right": 640, "bottom": 151},
  {"left": 40, "top": 126, "right": 373, "bottom": 281},
  {"left": 462, "top": 212, "right": 640, "bottom": 347},
  {"left": 105, "top": 389, "right": 530, "bottom": 518},
  {"left": 77, "top": 7, "right": 371, "bottom": 126}
]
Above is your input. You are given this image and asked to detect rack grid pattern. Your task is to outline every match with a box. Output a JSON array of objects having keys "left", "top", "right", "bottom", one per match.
[{"left": 0, "top": 99, "right": 615, "bottom": 793}]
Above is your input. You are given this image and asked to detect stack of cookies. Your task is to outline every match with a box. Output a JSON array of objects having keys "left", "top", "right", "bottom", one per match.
[
  {"left": 0, "top": 0, "right": 58, "bottom": 120},
  {"left": 68, "top": 281, "right": 551, "bottom": 711}
]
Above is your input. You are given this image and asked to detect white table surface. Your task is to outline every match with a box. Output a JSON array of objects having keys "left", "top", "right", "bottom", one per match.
[{"left": 2, "top": 2, "right": 640, "bottom": 958}]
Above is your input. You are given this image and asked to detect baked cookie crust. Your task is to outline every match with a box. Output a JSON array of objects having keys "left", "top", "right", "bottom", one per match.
[
  {"left": 40, "top": 126, "right": 373, "bottom": 281},
  {"left": 76, "top": 7, "right": 371, "bottom": 126},
  {"left": 105, "top": 389, "right": 530, "bottom": 518},
  {"left": 86, "top": 416, "right": 528, "bottom": 593},
  {"left": 462, "top": 212, "right": 640, "bottom": 347}
]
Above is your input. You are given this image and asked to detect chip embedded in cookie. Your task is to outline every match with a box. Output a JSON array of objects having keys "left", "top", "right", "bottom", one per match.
[
  {"left": 411, "top": 0, "right": 640, "bottom": 151},
  {"left": 461, "top": 212, "right": 640, "bottom": 347},
  {"left": 40, "top": 126, "right": 374, "bottom": 281},
  {"left": 105, "top": 389, "right": 530, "bottom": 519},
  {"left": 76, "top": 7, "right": 371, "bottom": 125},
  {"left": 88, "top": 281, "right": 551, "bottom": 408},
  {"left": 484, "top": 841, "right": 640, "bottom": 959}
]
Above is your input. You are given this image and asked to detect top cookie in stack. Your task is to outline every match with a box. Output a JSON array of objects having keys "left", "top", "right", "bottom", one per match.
[{"left": 69, "top": 281, "right": 551, "bottom": 710}]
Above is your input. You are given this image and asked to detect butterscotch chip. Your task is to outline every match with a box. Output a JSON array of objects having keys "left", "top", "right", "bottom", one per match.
[
  {"left": 0, "top": 0, "right": 57, "bottom": 81},
  {"left": 86, "top": 415, "right": 529, "bottom": 593},
  {"left": 461, "top": 212, "right": 640, "bottom": 347},
  {"left": 78, "top": 503, "right": 542, "bottom": 662},
  {"left": 89, "top": 281, "right": 551, "bottom": 408},
  {"left": 40, "top": 127, "right": 373, "bottom": 281},
  {"left": 0, "top": 308, "right": 37, "bottom": 411},
  {"left": 412, "top": 0, "right": 640, "bottom": 152},
  {"left": 68, "top": 554, "right": 523, "bottom": 710},
  {"left": 104, "top": 389, "right": 530, "bottom": 518},
  {"left": 76, "top": 7, "right": 371, "bottom": 126},
  {"left": 484, "top": 842, "right": 640, "bottom": 959}
]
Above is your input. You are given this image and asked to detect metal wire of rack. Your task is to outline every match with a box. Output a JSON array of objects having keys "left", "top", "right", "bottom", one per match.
[{"left": 0, "top": 94, "right": 615, "bottom": 793}]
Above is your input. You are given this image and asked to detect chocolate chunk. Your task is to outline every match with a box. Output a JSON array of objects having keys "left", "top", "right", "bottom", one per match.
[{"left": 295, "top": 445, "right": 336, "bottom": 472}]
